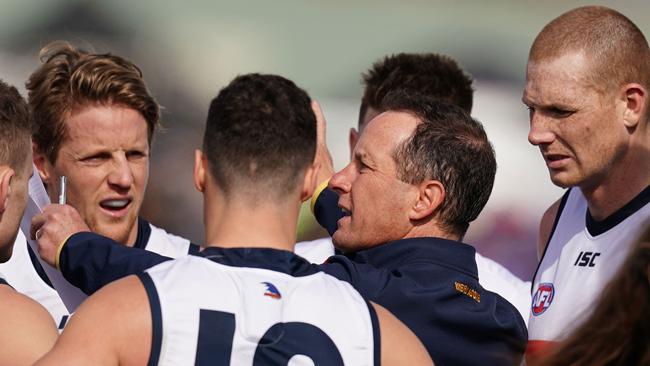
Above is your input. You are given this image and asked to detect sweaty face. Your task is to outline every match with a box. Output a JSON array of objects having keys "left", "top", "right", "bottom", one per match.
[
  {"left": 523, "top": 52, "right": 628, "bottom": 190},
  {"left": 330, "top": 111, "right": 419, "bottom": 252},
  {"left": 38, "top": 105, "right": 150, "bottom": 245}
]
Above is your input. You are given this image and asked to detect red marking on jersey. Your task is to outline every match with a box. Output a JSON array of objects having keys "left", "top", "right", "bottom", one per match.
[
  {"left": 264, "top": 292, "right": 281, "bottom": 299},
  {"left": 525, "top": 340, "right": 557, "bottom": 364}
]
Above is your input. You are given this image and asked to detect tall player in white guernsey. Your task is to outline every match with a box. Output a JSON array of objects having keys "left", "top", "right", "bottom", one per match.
[
  {"left": 35, "top": 74, "right": 432, "bottom": 365},
  {"left": 0, "top": 80, "right": 58, "bottom": 366},
  {"left": 522, "top": 6, "right": 650, "bottom": 362},
  {"left": 0, "top": 41, "right": 198, "bottom": 327}
]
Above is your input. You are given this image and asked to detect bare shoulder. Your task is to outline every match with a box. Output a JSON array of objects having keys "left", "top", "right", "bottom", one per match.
[
  {"left": 537, "top": 198, "right": 563, "bottom": 260},
  {"left": 372, "top": 302, "right": 434, "bottom": 366},
  {"left": 35, "top": 275, "right": 151, "bottom": 366},
  {"left": 0, "top": 285, "right": 58, "bottom": 366}
]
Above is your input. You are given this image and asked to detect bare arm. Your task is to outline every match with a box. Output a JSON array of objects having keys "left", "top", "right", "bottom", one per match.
[
  {"left": 0, "top": 286, "right": 58, "bottom": 366},
  {"left": 35, "top": 275, "right": 151, "bottom": 366},
  {"left": 537, "top": 198, "right": 562, "bottom": 260},
  {"left": 373, "top": 302, "right": 434, "bottom": 366}
]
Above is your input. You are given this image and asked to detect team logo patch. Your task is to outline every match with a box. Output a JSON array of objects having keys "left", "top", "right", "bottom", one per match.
[
  {"left": 531, "top": 283, "right": 554, "bottom": 316},
  {"left": 261, "top": 282, "right": 282, "bottom": 299}
]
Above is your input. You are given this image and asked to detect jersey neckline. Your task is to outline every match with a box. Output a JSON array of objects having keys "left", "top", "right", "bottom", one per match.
[
  {"left": 586, "top": 185, "right": 650, "bottom": 236},
  {"left": 199, "top": 247, "right": 320, "bottom": 277}
]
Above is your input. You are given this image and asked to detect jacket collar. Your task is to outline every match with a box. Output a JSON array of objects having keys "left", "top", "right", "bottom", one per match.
[{"left": 343, "top": 237, "right": 479, "bottom": 279}]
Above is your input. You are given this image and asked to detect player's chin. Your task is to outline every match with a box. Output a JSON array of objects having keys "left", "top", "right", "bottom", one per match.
[
  {"left": 549, "top": 173, "right": 579, "bottom": 188},
  {"left": 332, "top": 230, "right": 355, "bottom": 250},
  {"left": 94, "top": 217, "right": 138, "bottom": 244}
]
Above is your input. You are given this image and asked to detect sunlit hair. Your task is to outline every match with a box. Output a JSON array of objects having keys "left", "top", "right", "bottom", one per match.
[
  {"left": 384, "top": 91, "right": 495, "bottom": 238},
  {"left": 359, "top": 53, "right": 473, "bottom": 128},
  {"left": 529, "top": 6, "right": 650, "bottom": 94},
  {"left": 534, "top": 223, "right": 650, "bottom": 365},
  {"left": 203, "top": 73, "right": 316, "bottom": 202},
  {"left": 26, "top": 41, "right": 160, "bottom": 162},
  {"left": 0, "top": 80, "right": 31, "bottom": 176}
]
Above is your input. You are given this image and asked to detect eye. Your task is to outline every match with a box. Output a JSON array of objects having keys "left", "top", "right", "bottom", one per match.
[
  {"left": 358, "top": 161, "right": 371, "bottom": 173},
  {"left": 126, "top": 150, "right": 147, "bottom": 160},
  {"left": 526, "top": 106, "right": 535, "bottom": 119},
  {"left": 81, "top": 152, "right": 110, "bottom": 163},
  {"left": 547, "top": 107, "right": 575, "bottom": 119}
]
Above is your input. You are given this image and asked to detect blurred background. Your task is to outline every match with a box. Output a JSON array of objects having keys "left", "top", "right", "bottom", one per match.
[{"left": 1, "top": 0, "right": 647, "bottom": 280}]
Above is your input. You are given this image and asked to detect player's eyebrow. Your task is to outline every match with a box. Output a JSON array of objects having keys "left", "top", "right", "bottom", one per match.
[
  {"left": 522, "top": 94, "right": 575, "bottom": 111},
  {"left": 354, "top": 149, "right": 377, "bottom": 168}
]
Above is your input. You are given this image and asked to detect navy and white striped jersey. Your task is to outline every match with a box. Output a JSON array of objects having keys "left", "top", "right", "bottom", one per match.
[{"left": 139, "top": 247, "right": 379, "bottom": 366}]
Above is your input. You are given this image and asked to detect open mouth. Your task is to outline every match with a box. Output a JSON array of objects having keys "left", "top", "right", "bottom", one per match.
[
  {"left": 339, "top": 206, "right": 351, "bottom": 217},
  {"left": 100, "top": 198, "right": 132, "bottom": 212}
]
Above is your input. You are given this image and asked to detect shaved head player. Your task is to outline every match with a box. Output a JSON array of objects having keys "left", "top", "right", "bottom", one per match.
[{"left": 523, "top": 6, "right": 650, "bottom": 361}]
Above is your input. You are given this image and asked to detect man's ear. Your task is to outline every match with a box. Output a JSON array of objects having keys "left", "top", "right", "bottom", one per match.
[
  {"left": 621, "top": 83, "right": 647, "bottom": 128},
  {"left": 348, "top": 128, "right": 359, "bottom": 160},
  {"left": 0, "top": 167, "right": 15, "bottom": 214},
  {"left": 193, "top": 149, "right": 207, "bottom": 193},
  {"left": 300, "top": 163, "right": 319, "bottom": 202},
  {"left": 32, "top": 142, "right": 52, "bottom": 184},
  {"left": 409, "top": 180, "right": 445, "bottom": 221}
]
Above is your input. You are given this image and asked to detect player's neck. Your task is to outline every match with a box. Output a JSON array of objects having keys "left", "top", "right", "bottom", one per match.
[
  {"left": 581, "top": 151, "right": 650, "bottom": 220},
  {"left": 203, "top": 192, "right": 300, "bottom": 252},
  {"left": 0, "top": 225, "right": 20, "bottom": 262}
]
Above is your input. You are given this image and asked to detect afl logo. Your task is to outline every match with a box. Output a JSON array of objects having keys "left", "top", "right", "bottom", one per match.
[{"left": 531, "top": 283, "right": 554, "bottom": 316}]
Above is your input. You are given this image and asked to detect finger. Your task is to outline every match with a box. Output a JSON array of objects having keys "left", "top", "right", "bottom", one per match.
[
  {"left": 312, "top": 100, "right": 327, "bottom": 142},
  {"left": 30, "top": 213, "right": 46, "bottom": 240}
]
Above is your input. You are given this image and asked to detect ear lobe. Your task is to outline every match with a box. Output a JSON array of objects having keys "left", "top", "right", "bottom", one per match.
[
  {"left": 300, "top": 163, "right": 319, "bottom": 202},
  {"left": 0, "top": 167, "right": 15, "bottom": 214},
  {"left": 193, "top": 150, "right": 206, "bottom": 193},
  {"left": 32, "top": 143, "right": 52, "bottom": 184},
  {"left": 621, "top": 84, "right": 647, "bottom": 128},
  {"left": 409, "top": 180, "right": 445, "bottom": 221}
]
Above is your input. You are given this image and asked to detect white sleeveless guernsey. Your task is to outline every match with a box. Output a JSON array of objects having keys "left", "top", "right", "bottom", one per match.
[
  {"left": 0, "top": 230, "right": 69, "bottom": 328},
  {"left": 0, "top": 220, "right": 195, "bottom": 330},
  {"left": 140, "top": 248, "right": 379, "bottom": 366},
  {"left": 528, "top": 187, "right": 650, "bottom": 345}
]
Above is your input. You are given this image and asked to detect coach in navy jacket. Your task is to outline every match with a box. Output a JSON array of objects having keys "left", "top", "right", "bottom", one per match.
[{"left": 37, "top": 94, "right": 527, "bottom": 365}]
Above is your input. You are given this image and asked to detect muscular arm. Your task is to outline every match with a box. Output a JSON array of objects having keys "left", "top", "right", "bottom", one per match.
[
  {"left": 35, "top": 275, "right": 151, "bottom": 366},
  {"left": 0, "top": 285, "right": 58, "bottom": 366},
  {"left": 373, "top": 302, "right": 433, "bottom": 366}
]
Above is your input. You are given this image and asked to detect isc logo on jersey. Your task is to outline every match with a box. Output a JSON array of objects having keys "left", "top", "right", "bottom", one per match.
[{"left": 531, "top": 283, "right": 554, "bottom": 316}]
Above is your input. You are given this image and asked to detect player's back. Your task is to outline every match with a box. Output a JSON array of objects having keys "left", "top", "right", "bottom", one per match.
[{"left": 140, "top": 246, "right": 379, "bottom": 366}]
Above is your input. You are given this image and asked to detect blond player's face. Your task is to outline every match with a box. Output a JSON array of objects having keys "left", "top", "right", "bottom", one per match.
[
  {"left": 37, "top": 105, "right": 149, "bottom": 245},
  {"left": 523, "top": 52, "right": 629, "bottom": 190}
]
